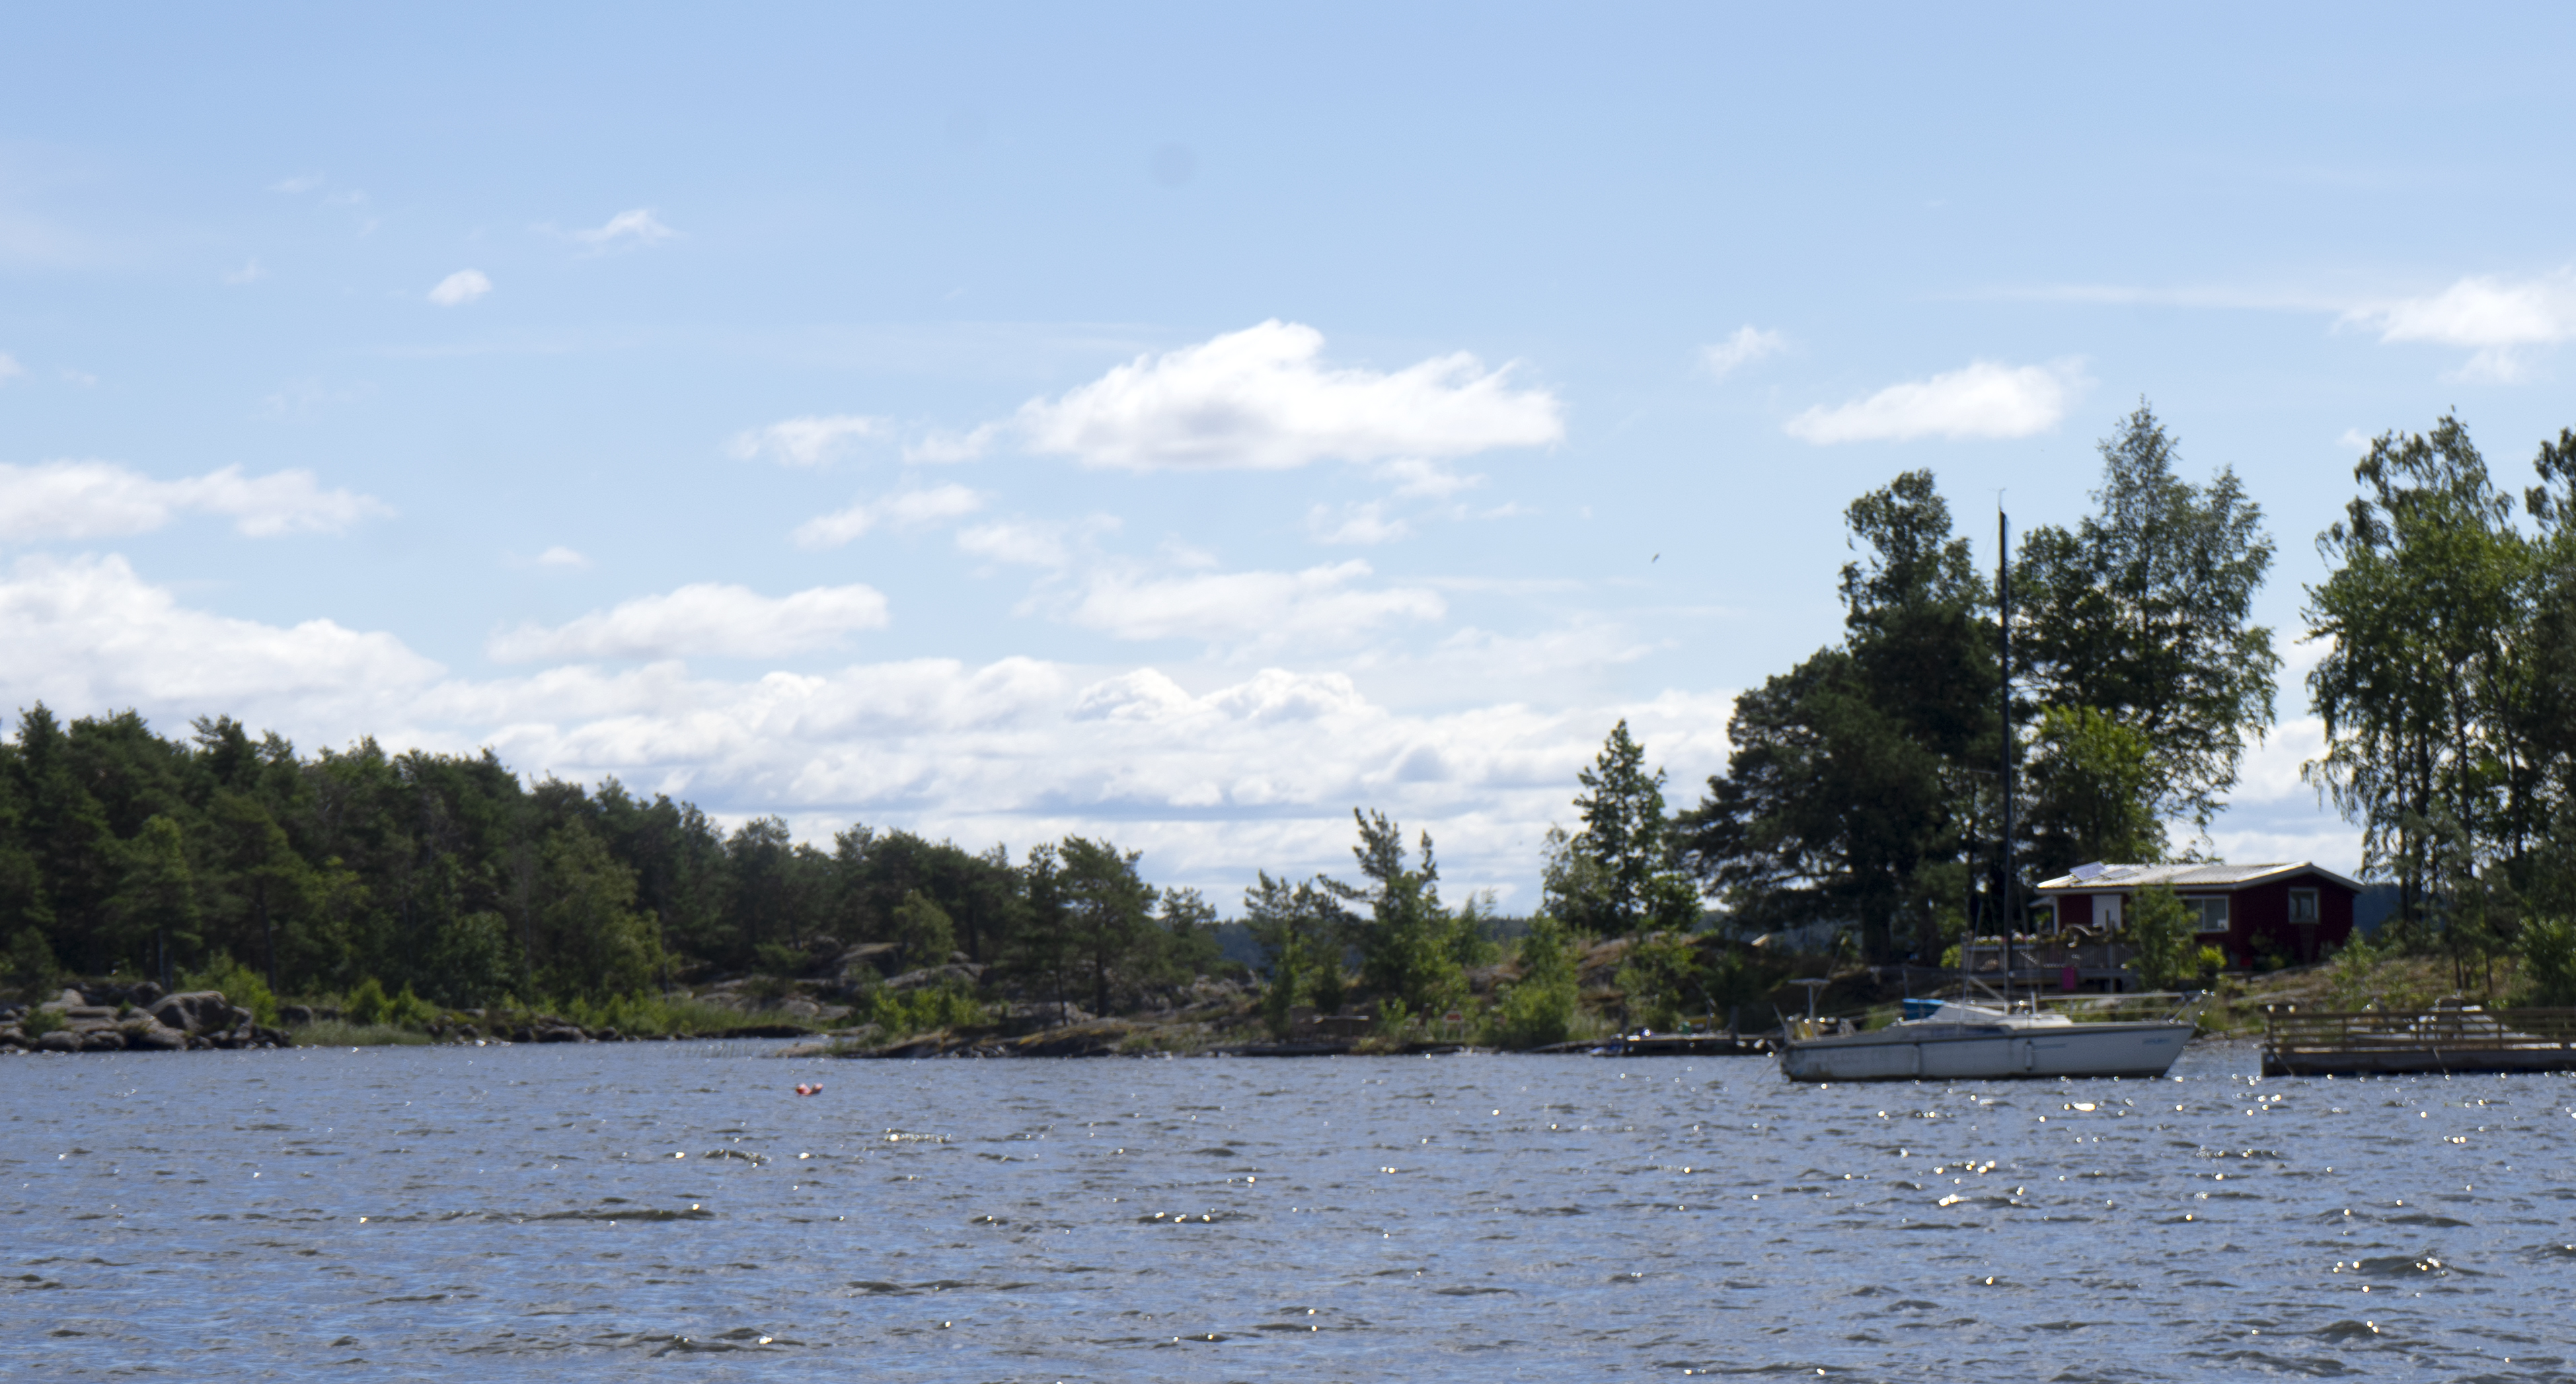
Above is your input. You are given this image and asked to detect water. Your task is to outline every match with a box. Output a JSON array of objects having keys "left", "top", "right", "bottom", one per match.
[{"left": 5, "top": 1040, "right": 2573, "bottom": 1381}]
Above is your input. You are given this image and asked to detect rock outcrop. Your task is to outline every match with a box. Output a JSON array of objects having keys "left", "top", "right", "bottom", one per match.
[{"left": 0, "top": 984, "right": 289, "bottom": 1053}]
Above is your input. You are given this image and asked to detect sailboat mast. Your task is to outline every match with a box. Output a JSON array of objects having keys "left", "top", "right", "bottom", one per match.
[{"left": 1998, "top": 508, "right": 2014, "bottom": 1011}]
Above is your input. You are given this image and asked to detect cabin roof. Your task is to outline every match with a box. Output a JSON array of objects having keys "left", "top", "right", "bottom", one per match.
[{"left": 2033, "top": 861, "right": 2364, "bottom": 893}]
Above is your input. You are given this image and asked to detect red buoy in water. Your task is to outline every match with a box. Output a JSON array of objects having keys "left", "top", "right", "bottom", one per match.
[{"left": 794, "top": 1083, "right": 822, "bottom": 1097}]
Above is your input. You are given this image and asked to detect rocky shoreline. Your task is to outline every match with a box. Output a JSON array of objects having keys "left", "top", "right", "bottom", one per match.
[
  {"left": 0, "top": 982, "right": 835, "bottom": 1054},
  {"left": 0, "top": 983, "right": 290, "bottom": 1052}
]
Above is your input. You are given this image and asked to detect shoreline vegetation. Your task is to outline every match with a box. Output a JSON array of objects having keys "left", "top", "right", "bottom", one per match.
[
  {"left": 0, "top": 945, "right": 2524, "bottom": 1060},
  {"left": 7, "top": 405, "right": 2574, "bottom": 1056}
]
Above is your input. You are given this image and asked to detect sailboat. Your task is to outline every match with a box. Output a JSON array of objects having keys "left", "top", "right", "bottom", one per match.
[
  {"left": 1776, "top": 998, "right": 2195, "bottom": 1081},
  {"left": 1773, "top": 505, "right": 2199, "bottom": 1083}
]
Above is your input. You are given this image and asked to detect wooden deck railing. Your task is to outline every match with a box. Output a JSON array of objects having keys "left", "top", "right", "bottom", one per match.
[{"left": 2263, "top": 1007, "right": 2576, "bottom": 1053}]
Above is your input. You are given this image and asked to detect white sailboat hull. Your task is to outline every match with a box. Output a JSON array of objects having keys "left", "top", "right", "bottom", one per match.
[{"left": 1778, "top": 1019, "right": 2191, "bottom": 1082}]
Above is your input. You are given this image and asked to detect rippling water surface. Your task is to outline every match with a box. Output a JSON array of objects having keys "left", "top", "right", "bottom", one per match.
[{"left": 6, "top": 1040, "right": 2574, "bottom": 1380}]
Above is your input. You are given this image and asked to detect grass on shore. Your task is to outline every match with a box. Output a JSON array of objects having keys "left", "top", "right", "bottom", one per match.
[{"left": 291, "top": 1019, "right": 434, "bottom": 1046}]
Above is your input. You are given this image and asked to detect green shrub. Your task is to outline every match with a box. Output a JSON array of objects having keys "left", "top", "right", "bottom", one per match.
[
  {"left": 345, "top": 976, "right": 389, "bottom": 1025},
  {"left": 1614, "top": 932, "right": 1700, "bottom": 1031},
  {"left": 2125, "top": 885, "right": 2199, "bottom": 989},
  {"left": 1488, "top": 916, "right": 1579, "bottom": 1048},
  {"left": 2325, "top": 933, "right": 2384, "bottom": 1009},
  {"left": 20, "top": 1005, "right": 66, "bottom": 1038},
  {"left": 1260, "top": 933, "right": 1304, "bottom": 1040},
  {"left": 180, "top": 952, "right": 278, "bottom": 1026},
  {"left": 560, "top": 990, "right": 782, "bottom": 1036},
  {"left": 386, "top": 984, "right": 437, "bottom": 1029},
  {"left": 868, "top": 980, "right": 984, "bottom": 1037}
]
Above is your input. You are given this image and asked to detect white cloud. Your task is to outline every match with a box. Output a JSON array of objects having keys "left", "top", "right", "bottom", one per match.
[
  {"left": 1373, "top": 458, "right": 1481, "bottom": 499},
  {"left": 0, "top": 460, "right": 390, "bottom": 542},
  {"left": 958, "top": 521, "right": 1065, "bottom": 568},
  {"left": 0, "top": 553, "right": 439, "bottom": 718},
  {"left": 1015, "top": 320, "right": 1564, "bottom": 471},
  {"left": 1064, "top": 559, "right": 1443, "bottom": 647},
  {"left": 535, "top": 546, "right": 590, "bottom": 569},
  {"left": 1308, "top": 501, "right": 1411, "bottom": 546},
  {"left": 903, "top": 424, "right": 999, "bottom": 465},
  {"left": 1701, "top": 325, "right": 1788, "bottom": 378},
  {"left": 568, "top": 208, "right": 681, "bottom": 249},
  {"left": 488, "top": 582, "right": 893, "bottom": 663},
  {"left": 793, "top": 484, "right": 986, "bottom": 549},
  {"left": 428, "top": 269, "right": 493, "bottom": 307},
  {"left": 0, "top": 352, "right": 20, "bottom": 381},
  {"left": 223, "top": 260, "right": 266, "bottom": 285},
  {"left": 1784, "top": 359, "right": 2082, "bottom": 444},
  {"left": 2341, "top": 271, "right": 2576, "bottom": 383},
  {"left": 728, "top": 414, "right": 889, "bottom": 466}
]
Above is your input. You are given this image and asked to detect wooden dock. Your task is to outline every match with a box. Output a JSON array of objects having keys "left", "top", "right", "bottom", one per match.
[
  {"left": 1605, "top": 1032, "right": 1772, "bottom": 1057},
  {"left": 2261, "top": 1006, "right": 2576, "bottom": 1076}
]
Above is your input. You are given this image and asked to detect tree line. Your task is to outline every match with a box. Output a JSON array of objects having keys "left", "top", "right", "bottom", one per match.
[
  {"left": 0, "top": 710, "right": 1226, "bottom": 1013},
  {"left": 0, "top": 696, "right": 1698, "bottom": 1037},
  {"left": 13, "top": 400, "right": 2567, "bottom": 1022}
]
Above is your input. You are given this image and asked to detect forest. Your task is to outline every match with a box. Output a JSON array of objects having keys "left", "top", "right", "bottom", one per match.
[{"left": 7, "top": 402, "right": 2575, "bottom": 1034}]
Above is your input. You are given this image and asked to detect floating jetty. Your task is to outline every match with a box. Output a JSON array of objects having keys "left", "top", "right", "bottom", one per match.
[
  {"left": 2261, "top": 1005, "right": 2576, "bottom": 1076},
  {"left": 1608, "top": 1031, "right": 1771, "bottom": 1057}
]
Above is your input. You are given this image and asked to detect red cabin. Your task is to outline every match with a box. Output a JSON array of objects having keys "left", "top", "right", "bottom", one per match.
[{"left": 2033, "top": 862, "right": 2361, "bottom": 970}]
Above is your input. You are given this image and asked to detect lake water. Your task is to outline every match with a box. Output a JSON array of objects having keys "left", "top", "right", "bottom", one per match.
[{"left": 5, "top": 1040, "right": 2572, "bottom": 1381}]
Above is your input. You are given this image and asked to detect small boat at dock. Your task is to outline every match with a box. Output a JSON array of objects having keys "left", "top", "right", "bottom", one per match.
[{"left": 1776, "top": 998, "right": 2195, "bottom": 1082}]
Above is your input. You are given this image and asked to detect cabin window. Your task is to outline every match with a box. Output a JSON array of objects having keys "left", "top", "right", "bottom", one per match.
[
  {"left": 2289, "top": 888, "right": 2319, "bottom": 924},
  {"left": 2186, "top": 896, "right": 2231, "bottom": 934}
]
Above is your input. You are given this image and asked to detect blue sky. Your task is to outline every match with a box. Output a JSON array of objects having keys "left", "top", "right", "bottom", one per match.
[{"left": 6, "top": 4, "right": 2575, "bottom": 907}]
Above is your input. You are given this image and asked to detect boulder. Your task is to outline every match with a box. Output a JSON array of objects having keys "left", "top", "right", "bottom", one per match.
[
  {"left": 1008, "top": 1019, "right": 1133, "bottom": 1058},
  {"left": 80, "top": 1027, "right": 127, "bottom": 1051},
  {"left": 120, "top": 1019, "right": 187, "bottom": 1051},
  {"left": 279, "top": 1005, "right": 313, "bottom": 1026},
  {"left": 127, "top": 981, "right": 164, "bottom": 1008},
  {"left": 0, "top": 1026, "right": 27, "bottom": 1049},
  {"left": 835, "top": 943, "right": 901, "bottom": 982},
  {"left": 39, "top": 1029, "right": 81, "bottom": 1052},
  {"left": 884, "top": 963, "right": 983, "bottom": 992},
  {"left": 151, "top": 992, "right": 233, "bottom": 1035}
]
